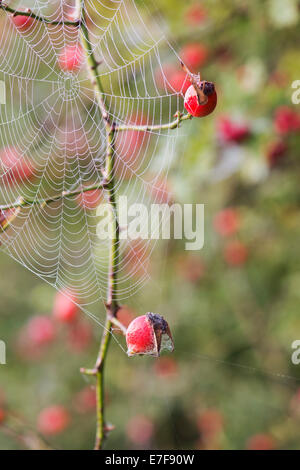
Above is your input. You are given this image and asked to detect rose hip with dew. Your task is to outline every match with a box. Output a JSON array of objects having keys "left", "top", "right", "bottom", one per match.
[
  {"left": 126, "top": 313, "right": 174, "bottom": 357},
  {"left": 182, "top": 64, "right": 217, "bottom": 118}
]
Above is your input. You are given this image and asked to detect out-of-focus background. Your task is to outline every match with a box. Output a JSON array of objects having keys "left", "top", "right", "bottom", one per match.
[{"left": 1, "top": 0, "right": 300, "bottom": 450}]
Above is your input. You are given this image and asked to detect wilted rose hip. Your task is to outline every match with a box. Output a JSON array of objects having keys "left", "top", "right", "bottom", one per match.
[{"left": 126, "top": 313, "right": 174, "bottom": 357}]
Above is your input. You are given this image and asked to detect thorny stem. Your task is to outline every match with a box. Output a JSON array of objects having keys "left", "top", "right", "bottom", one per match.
[
  {"left": 77, "top": 0, "right": 119, "bottom": 450},
  {"left": 0, "top": 1, "right": 80, "bottom": 26},
  {"left": 0, "top": 181, "right": 106, "bottom": 212},
  {"left": 115, "top": 112, "right": 192, "bottom": 132},
  {"left": 0, "top": 0, "right": 193, "bottom": 450}
]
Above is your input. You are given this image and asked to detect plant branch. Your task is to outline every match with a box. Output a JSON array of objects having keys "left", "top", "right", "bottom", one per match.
[
  {"left": 115, "top": 112, "right": 192, "bottom": 132},
  {"left": 1, "top": 1, "right": 193, "bottom": 451},
  {"left": 0, "top": 2, "right": 80, "bottom": 26},
  {"left": 77, "top": 0, "right": 120, "bottom": 451},
  {"left": 0, "top": 181, "right": 106, "bottom": 212}
]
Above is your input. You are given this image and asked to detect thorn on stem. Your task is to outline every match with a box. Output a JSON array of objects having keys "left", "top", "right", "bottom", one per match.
[{"left": 91, "top": 60, "right": 103, "bottom": 70}]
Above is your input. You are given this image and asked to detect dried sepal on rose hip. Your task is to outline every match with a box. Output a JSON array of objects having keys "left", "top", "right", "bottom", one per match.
[
  {"left": 182, "top": 62, "right": 217, "bottom": 118},
  {"left": 126, "top": 313, "right": 174, "bottom": 357}
]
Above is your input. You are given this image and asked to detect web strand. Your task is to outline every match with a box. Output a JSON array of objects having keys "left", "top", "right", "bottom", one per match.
[{"left": 0, "top": 0, "right": 189, "bottom": 329}]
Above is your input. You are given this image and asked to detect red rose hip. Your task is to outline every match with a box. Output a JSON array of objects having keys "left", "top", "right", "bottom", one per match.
[
  {"left": 126, "top": 313, "right": 174, "bottom": 357},
  {"left": 184, "top": 82, "right": 217, "bottom": 117},
  {"left": 181, "top": 63, "right": 217, "bottom": 118}
]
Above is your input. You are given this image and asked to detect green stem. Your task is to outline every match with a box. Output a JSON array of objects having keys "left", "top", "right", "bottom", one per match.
[
  {"left": 77, "top": 0, "right": 119, "bottom": 450},
  {"left": 94, "top": 316, "right": 112, "bottom": 449},
  {"left": 115, "top": 112, "right": 192, "bottom": 132},
  {"left": 0, "top": 2, "right": 79, "bottom": 26},
  {"left": 0, "top": 181, "right": 106, "bottom": 212}
]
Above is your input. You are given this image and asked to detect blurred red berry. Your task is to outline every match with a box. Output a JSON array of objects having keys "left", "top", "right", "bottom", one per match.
[
  {"left": 185, "top": 4, "right": 207, "bottom": 26},
  {"left": 246, "top": 433, "right": 275, "bottom": 450},
  {"left": 26, "top": 315, "right": 55, "bottom": 346},
  {"left": 177, "top": 254, "right": 205, "bottom": 283},
  {"left": 126, "top": 414, "right": 154, "bottom": 446},
  {"left": 224, "top": 241, "right": 248, "bottom": 267},
  {"left": 53, "top": 289, "right": 79, "bottom": 324},
  {"left": 214, "top": 208, "right": 240, "bottom": 237},
  {"left": 126, "top": 313, "right": 174, "bottom": 357},
  {"left": 76, "top": 189, "right": 103, "bottom": 210},
  {"left": 180, "top": 43, "right": 208, "bottom": 71},
  {"left": 184, "top": 83, "right": 217, "bottom": 117},
  {"left": 156, "top": 65, "right": 189, "bottom": 94},
  {"left": 197, "top": 408, "right": 224, "bottom": 439},
  {"left": 0, "top": 408, "right": 5, "bottom": 424},
  {"left": 11, "top": 13, "right": 34, "bottom": 32},
  {"left": 37, "top": 405, "right": 70, "bottom": 436},
  {"left": 58, "top": 45, "right": 84, "bottom": 72},
  {"left": 67, "top": 320, "right": 92, "bottom": 352},
  {"left": 217, "top": 117, "right": 250, "bottom": 144},
  {"left": 73, "top": 387, "right": 96, "bottom": 414},
  {"left": 266, "top": 140, "right": 288, "bottom": 168},
  {"left": 274, "top": 106, "right": 300, "bottom": 135},
  {"left": 0, "top": 147, "right": 35, "bottom": 185},
  {"left": 154, "top": 357, "right": 178, "bottom": 378}
]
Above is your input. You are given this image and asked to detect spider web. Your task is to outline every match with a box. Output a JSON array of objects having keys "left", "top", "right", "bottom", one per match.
[{"left": 0, "top": 0, "right": 188, "bottom": 327}]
